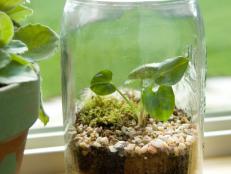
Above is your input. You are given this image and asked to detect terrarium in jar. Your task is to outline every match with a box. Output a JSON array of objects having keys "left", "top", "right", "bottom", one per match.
[{"left": 61, "top": 0, "right": 206, "bottom": 173}]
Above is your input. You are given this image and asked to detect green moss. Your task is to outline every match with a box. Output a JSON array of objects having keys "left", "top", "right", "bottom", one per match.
[{"left": 77, "top": 96, "right": 136, "bottom": 127}]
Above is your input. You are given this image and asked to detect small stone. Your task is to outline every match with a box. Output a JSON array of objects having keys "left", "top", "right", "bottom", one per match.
[
  {"left": 181, "top": 117, "right": 189, "bottom": 123},
  {"left": 152, "top": 124, "right": 158, "bottom": 131},
  {"left": 92, "top": 141, "right": 101, "bottom": 148},
  {"left": 131, "top": 120, "right": 136, "bottom": 126},
  {"left": 133, "top": 136, "right": 142, "bottom": 144},
  {"left": 95, "top": 127, "right": 102, "bottom": 133},
  {"left": 158, "top": 126, "right": 164, "bottom": 131},
  {"left": 149, "top": 118, "right": 154, "bottom": 123},
  {"left": 74, "top": 135, "right": 82, "bottom": 141},
  {"left": 179, "top": 136, "right": 185, "bottom": 143},
  {"left": 150, "top": 139, "right": 165, "bottom": 149},
  {"left": 126, "top": 127, "right": 136, "bottom": 137},
  {"left": 124, "top": 143, "right": 136, "bottom": 153},
  {"left": 90, "top": 132, "right": 96, "bottom": 137},
  {"left": 143, "top": 135, "right": 152, "bottom": 144},
  {"left": 96, "top": 137, "right": 109, "bottom": 146},
  {"left": 121, "top": 126, "right": 128, "bottom": 134},
  {"left": 86, "top": 127, "right": 93, "bottom": 133},
  {"left": 114, "top": 141, "right": 126, "bottom": 150},
  {"left": 79, "top": 142, "right": 89, "bottom": 149},
  {"left": 140, "top": 144, "right": 149, "bottom": 154},
  {"left": 186, "top": 135, "right": 194, "bottom": 143},
  {"left": 109, "top": 145, "right": 117, "bottom": 153},
  {"left": 166, "top": 137, "right": 175, "bottom": 145},
  {"left": 179, "top": 143, "right": 186, "bottom": 151},
  {"left": 145, "top": 126, "right": 153, "bottom": 133},
  {"left": 135, "top": 146, "right": 142, "bottom": 155},
  {"left": 147, "top": 145, "right": 157, "bottom": 154}
]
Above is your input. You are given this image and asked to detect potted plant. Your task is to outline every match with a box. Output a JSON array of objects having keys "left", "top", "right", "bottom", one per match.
[
  {"left": 0, "top": 1, "right": 58, "bottom": 173},
  {"left": 66, "top": 51, "right": 199, "bottom": 174}
]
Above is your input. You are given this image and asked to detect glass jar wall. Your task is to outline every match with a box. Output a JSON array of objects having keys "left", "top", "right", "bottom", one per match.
[{"left": 61, "top": 0, "right": 206, "bottom": 173}]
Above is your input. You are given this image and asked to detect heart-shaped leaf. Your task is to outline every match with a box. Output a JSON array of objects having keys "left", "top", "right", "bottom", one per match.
[
  {"left": 128, "top": 63, "right": 159, "bottom": 80},
  {"left": 0, "top": 11, "right": 14, "bottom": 48},
  {"left": 155, "top": 56, "right": 189, "bottom": 85},
  {"left": 90, "top": 70, "right": 116, "bottom": 95},
  {"left": 128, "top": 56, "right": 189, "bottom": 85},
  {"left": 142, "top": 85, "right": 175, "bottom": 121},
  {"left": 0, "top": 50, "right": 11, "bottom": 69},
  {"left": 15, "top": 24, "right": 59, "bottom": 61},
  {"left": 2, "top": 40, "right": 28, "bottom": 54},
  {"left": 0, "top": 0, "right": 24, "bottom": 11},
  {"left": 7, "top": 5, "right": 33, "bottom": 23},
  {"left": 0, "top": 54, "right": 37, "bottom": 84}
]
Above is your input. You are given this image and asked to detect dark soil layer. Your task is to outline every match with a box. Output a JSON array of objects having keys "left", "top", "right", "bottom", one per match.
[{"left": 74, "top": 146, "right": 189, "bottom": 174}]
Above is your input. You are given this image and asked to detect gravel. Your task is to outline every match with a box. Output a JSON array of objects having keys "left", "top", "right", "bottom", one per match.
[{"left": 72, "top": 109, "right": 197, "bottom": 156}]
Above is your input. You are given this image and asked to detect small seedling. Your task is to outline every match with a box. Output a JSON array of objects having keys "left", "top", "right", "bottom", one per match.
[
  {"left": 90, "top": 55, "right": 189, "bottom": 126},
  {"left": 90, "top": 69, "right": 134, "bottom": 108}
]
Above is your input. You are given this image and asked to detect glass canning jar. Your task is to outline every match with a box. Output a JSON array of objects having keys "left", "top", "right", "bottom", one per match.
[{"left": 61, "top": 0, "right": 206, "bottom": 174}]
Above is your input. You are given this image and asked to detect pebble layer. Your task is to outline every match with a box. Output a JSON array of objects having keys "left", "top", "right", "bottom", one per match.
[{"left": 71, "top": 109, "right": 197, "bottom": 157}]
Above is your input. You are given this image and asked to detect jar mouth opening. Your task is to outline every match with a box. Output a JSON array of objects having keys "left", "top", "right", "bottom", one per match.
[{"left": 69, "top": 0, "right": 195, "bottom": 6}]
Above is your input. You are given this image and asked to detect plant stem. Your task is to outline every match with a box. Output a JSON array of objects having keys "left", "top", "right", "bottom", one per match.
[
  {"left": 138, "top": 80, "right": 147, "bottom": 127},
  {"left": 116, "top": 88, "right": 140, "bottom": 120},
  {"left": 115, "top": 87, "right": 134, "bottom": 108},
  {"left": 138, "top": 105, "right": 145, "bottom": 127}
]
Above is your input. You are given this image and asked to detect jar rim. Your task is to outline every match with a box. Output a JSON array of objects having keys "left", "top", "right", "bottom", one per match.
[{"left": 68, "top": 0, "right": 196, "bottom": 6}]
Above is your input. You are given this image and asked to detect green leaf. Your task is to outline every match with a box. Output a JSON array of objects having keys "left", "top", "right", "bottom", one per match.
[
  {"left": 38, "top": 76, "right": 49, "bottom": 125},
  {"left": 0, "top": 0, "right": 24, "bottom": 11},
  {"left": 39, "top": 103, "right": 49, "bottom": 126},
  {"left": 0, "top": 50, "right": 11, "bottom": 69},
  {"left": 0, "top": 54, "right": 37, "bottom": 84},
  {"left": 11, "top": 53, "right": 29, "bottom": 64},
  {"left": 0, "top": 11, "right": 14, "bottom": 48},
  {"left": 128, "top": 56, "right": 189, "bottom": 85},
  {"left": 128, "top": 63, "right": 159, "bottom": 80},
  {"left": 2, "top": 40, "right": 28, "bottom": 54},
  {"left": 155, "top": 56, "right": 189, "bottom": 85},
  {"left": 142, "top": 85, "right": 175, "bottom": 121},
  {"left": 90, "top": 70, "right": 116, "bottom": 95},
  {"left": 7, "top": 5, "right": 33, "bottom": 23},
  {"left": 124, "top": 79, "right": 141, "bottom": 90},
  {"left": 15, "top": 24, "right": 59, "bottom": 61}
]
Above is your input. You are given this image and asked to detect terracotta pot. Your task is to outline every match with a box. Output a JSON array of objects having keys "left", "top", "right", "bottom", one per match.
[
  {"left": 0, "top": 131, "right": 28, "bottom": 174},
  {"left": 0, "top": 80, "right": 39, "bottom": 174}
]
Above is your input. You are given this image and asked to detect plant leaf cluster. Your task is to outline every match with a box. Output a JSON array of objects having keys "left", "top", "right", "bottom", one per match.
[
  {"left": 0, "top": 0, "right": 59, "bottom": 125},
  {"left": 90, "top": 56, "right": 189, "bottom": 123}
]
